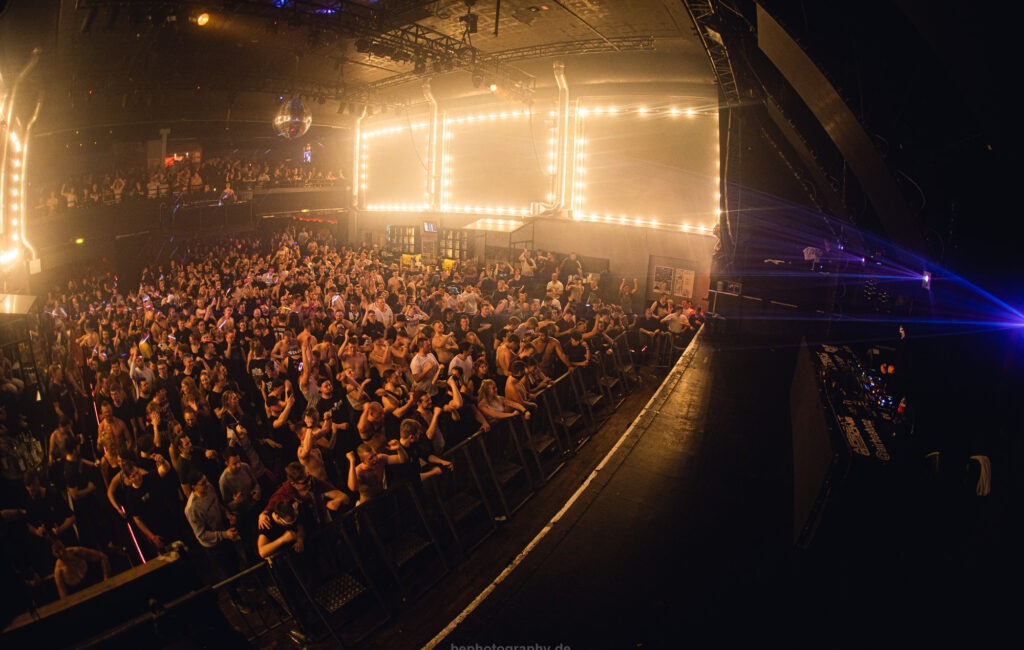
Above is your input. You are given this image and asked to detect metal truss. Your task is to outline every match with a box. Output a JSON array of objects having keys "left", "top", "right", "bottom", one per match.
[{"left": 681, "top": 0, "right": 741, "bottom": 105}]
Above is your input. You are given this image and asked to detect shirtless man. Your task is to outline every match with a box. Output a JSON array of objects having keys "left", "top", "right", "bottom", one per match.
[{"left": 52, "top": 540, "right": 111, "bottom": 599}]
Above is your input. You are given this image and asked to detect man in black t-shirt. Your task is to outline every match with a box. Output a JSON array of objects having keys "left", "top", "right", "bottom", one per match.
[{"left": 121, "top": 455, "right": 189, "bottom": 559}]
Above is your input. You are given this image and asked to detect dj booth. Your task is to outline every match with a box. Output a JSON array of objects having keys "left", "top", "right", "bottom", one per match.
[{"left": 791, "top": 339, "right": 908, "bottom": 548}]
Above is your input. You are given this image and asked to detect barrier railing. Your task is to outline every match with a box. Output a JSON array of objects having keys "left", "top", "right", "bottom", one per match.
[
  {"left": 421, "top": 430, "right": 499, "bottom": 559},
  {"left": 178, "top": 330, "right": 650, "bottom": 646}
]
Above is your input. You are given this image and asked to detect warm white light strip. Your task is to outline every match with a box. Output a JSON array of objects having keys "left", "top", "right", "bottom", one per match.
[
  {"left": 362, "top": 122, "right": 429, "bottom": 138},
  {"left": 579, "top": 105, "right": 715, "bottom": 117},
  {"left": 443, "top": 109, "right": 532, "bottom": 125},
  {"left": 570, "top": 212, "right": 716, "bottom": 234}
]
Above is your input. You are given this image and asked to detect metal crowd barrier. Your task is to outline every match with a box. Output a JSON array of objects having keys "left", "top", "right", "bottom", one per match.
[{"left": 198, "top": 330, "right": 648, "bottom": 646}]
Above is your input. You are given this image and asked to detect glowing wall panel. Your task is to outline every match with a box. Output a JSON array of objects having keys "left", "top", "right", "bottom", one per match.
[
  {"left": 575, "top": 106, "right": 719, "bottom": 232},
  {"left": 443, "top": 107, "right": 555, "bottom": 216},
  {"left": 360, "top": 120, "right": 430, "bottom": 211}
]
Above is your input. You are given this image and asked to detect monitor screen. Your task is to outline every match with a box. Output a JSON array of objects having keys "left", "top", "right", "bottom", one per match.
[{"left": 423, "top": 221, "right": 438, "bottom": 233}]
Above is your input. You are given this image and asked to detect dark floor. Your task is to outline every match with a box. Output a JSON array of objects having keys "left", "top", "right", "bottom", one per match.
[{"left": 280, "top": 326, "right": 802, "bottom": 650}]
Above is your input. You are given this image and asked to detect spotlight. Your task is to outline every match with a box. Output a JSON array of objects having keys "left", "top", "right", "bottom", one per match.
[
  {"left": 196, "top": 12, "right": 210, "bottom": 26},
  {"left": 922, "top": 271, "right": 931, "bottom": 290},
  {"left": 471, "top": 70, "right": 483, "bottom": 88},
  {"left": 488, "top": 81, "right": 498, "bottom": 93},
  {"left": 414, "top": 57, "right": 426, "bottom": 74}
]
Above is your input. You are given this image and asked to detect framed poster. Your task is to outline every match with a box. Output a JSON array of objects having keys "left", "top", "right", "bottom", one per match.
[
  {"left": 673, "top": 268, "right": 695, "bottom": 299},
  {"left": 653, "top": 265, "right": 674, "bottom": 294}
]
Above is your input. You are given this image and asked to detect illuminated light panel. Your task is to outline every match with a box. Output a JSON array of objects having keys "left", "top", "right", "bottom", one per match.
[
  {"left": 360, "top": 119, "right": 431, "bottom": 210},
  {"left": 574, "top": 102, "right": 718, "bottom": 235},
  {"left": 441, "top": 107, "right": 544, "bottom": 216}
]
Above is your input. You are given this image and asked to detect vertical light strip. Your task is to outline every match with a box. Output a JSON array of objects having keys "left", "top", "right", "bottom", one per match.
[
  {"left": 424, "top": 81, "right": 440, "bottom": 211},
  {"left": 440, "top": 115, "right": 451, "bottom": 212},
  {"left": 1, "top": 49, "right": 41, "bottom": 266},
  {"left": 18, "top": 98, "right": 43, "bottom": 261},
  {"left": 352, "top": 107, "right": 366, "bottom": 210},
  {"left": 571, "top": 102, "right": 585, "bottom": 218}
]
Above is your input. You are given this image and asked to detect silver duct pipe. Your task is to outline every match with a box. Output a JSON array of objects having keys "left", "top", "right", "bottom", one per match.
[
  {"left": 20, "top": 95, "right": 44, "bottom": 261},
  {"left": 351, "top": 105, "right": 369, "bottom": 243},
  {"left": 0, "top": 48, "right": 42, "bottom": 235}
]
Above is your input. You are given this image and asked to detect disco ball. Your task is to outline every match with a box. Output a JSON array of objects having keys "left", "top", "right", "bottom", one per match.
[{"left": 273, "top": 98, "right": 312, "bottom": 139}]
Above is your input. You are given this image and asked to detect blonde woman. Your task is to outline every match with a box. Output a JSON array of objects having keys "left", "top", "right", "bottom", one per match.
[{"left": 475, "top": 378, "right": 529, "bottom": 425}]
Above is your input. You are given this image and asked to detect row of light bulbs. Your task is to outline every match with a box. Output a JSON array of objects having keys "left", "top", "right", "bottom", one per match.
[{"left": 356, "top": 104, "right": 719, "bottom": 233}]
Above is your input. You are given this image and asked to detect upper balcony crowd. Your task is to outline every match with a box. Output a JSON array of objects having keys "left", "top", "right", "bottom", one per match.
[{"left": 32, "top": 156, "right": 348, "bottom": 217}]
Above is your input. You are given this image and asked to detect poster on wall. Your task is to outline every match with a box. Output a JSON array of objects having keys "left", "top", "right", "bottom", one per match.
[
  {"left": 673, "top": 268, "right": 695, "bottom": 299},
  {"left": 652, "top": 266, "right": 674, "bottom": 294}
]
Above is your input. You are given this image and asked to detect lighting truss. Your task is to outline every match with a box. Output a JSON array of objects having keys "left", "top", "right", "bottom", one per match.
[{"left": 73, "top": 0, "right": 536, "bottom": 105}]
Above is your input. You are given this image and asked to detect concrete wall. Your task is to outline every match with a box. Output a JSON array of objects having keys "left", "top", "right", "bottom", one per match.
[{"left": 526, "top": 218, "right": 716, "bottom": 308}]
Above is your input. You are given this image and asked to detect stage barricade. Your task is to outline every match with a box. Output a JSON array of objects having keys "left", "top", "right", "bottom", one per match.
[
  {"left": 543, "top": 371, "right": 590, "bottom": 451},
  {"left": 571, "top": 361, "right": 609, "bottom": 431},
  {"left": 476, "top": 419, "right": 535, "bottom": 518},
  {"left": 351, "top": 480, "right": 450, "bottom": 606},
  {"left": 252, "top": 507, "right": 393, "bottom": 647},
  {"left": 423, "top": 430, "right": 500, "bottom": 559},
  {"left": 612, "top": 330, "right": 641, "bottom": 391},
  {"left": 594, "top": 347, "right": 627, "bottom": 409},
  {"left": 509, "top": 406, "right": 567, "bottom": 485}
]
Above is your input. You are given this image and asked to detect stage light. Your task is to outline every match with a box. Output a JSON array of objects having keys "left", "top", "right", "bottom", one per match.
[
  {"left": 922, "top": 271, "right": 932, "bottom": 290},
  {"left": 0, "top": 249, "right": 20, "bottom": 265},
  {"left": 196, "top": 12, "right": 210, "bottom": 26}
]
